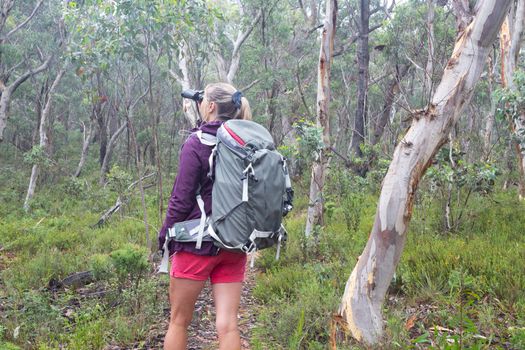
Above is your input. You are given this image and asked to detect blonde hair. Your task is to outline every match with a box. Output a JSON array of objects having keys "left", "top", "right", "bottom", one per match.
[{"left": 204, "top": 82, "right": 252, "bottom": 121}]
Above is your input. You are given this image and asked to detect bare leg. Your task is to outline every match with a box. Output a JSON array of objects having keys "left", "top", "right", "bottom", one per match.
[
  {"left": 212, "top": 282, "right": 243, "bottom": 350},
  {"left": 164, "top": 277, "right": 206, "bottom": 350}
]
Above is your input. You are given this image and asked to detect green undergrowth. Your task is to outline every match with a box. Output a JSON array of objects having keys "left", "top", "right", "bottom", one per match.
[
  {"left": 1, "top": 169, "right": 525, "bottom": 349},
  {"left": 252, "top": 190, "right": 525, "bottom": 349},
  {"left": 0, "top": 180, "right": 169, "bottom": 349}
]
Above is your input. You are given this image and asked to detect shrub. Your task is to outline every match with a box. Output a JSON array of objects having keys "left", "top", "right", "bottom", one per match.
[
  {"left": 90, "top": 253, "right": 114, "bottom": 281},
  {"left": 110, "top": 244, "right": 149, "bottom": 288}
]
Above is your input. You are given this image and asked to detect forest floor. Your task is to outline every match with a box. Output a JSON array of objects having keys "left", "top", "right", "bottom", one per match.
[{"left": 109, "top": 262, "right": 259, "bottom": 350}]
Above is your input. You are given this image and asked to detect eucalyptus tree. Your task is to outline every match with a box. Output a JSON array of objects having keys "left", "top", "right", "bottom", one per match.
[
  {"left": 168, "top": 2, "right": 217, "bottom": 126},
  {"left": 368, "top": 0, "right": 455, "bottom": 151},
  {"left": 230, "top": 0, "right": 317, "bottom": 161},
  {"left": 214, "top": 1, "right": 263, "bottom": 85},
  {"left": 338, "top": 0, "right": 512, "bottom": 345},
  {"left": 9, "top": 0, "right": 69, "bottom": 211},
  {"left": 0, "top": 0, "right": 50, "bottom": 142},
  {"left": 168, "top": 0, "right": 261, "bottom": 127},
  {"left": 64, "top": 0, "right": 218, "bottom": 248},
  {"left": 23, "top": 68, "right": 65, "bottom": 211},
  {"left": 64, "top": 0, "right": 190, "bottom": 179},
  {"left": 499, "top": 0, "right": 525, "bottom": 199},
  {"left": 305, "top": 0, "right": 337, "bottom": 237}
]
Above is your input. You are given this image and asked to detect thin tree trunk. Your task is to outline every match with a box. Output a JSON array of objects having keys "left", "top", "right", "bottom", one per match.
[
  {"left": 144, "top": 36, "right": 164, "bottom": 228},
  {"left": 99, "top": 122, "right": 127, "bottom": 184},
  {"left": 483, "top": 54, "right": 497, "bottom": 158},
  {"left": 127, "top": 116, "right": 152, "bottom": 253},
  {"left": 23, "top": 69, "right": 64, "bottom": 211},
  {"left": 74, "top": 120, "right": 95, "bottom": 177},
  {"left": 215, "top": 6, "right": 263, "bottom": 84},
  {"left": 24, "top": 164, "right": 40, "bottom": 211},
  {"left": 93, "top": 74, "right": 108, "bottom": 166},
  {"left": 125, "top": 87, "right": 151, "bottom": 251},
  {"left": 500, "top": 0, "right": 525, "bottom": 199},
  {"left": 338, "top": 0, "right": 511, "bottom": 345},
  {"left": 445, "top": 133, "right": 455, "bottom": 230},
  {"left": 424, "top": 0, "right": 435, "bottom": 99},
  {"left": 304, "top": 0, "right": 337, "bottom": 237},
  {"left": 349, "top": 0, "right": 370, "bottom": 160}
]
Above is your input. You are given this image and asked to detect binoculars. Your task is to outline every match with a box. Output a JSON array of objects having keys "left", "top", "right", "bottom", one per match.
[{"left": 181, "top": 89, "right": 204, "bottom": 103}]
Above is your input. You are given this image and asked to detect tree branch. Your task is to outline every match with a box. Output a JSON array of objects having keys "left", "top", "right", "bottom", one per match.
[
  {"left": 232, "top": 9, "right": 263, "bottom": 59},
  {"left": 333, "top": 23, "right": 381, "bottom": 58},
  {"left": 239, "top": 78, "right": 261, "bottom": 92},
  {"left": 3, "top": 0, "right": 44, "bottom": 42},
  {"left": 7, "top": 55, "right": 52, "bottom": 94}
]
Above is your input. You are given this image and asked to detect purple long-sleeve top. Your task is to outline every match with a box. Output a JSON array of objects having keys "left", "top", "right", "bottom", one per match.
[{"left": 158, "top": 120, "right": 223, "bottom": 256}]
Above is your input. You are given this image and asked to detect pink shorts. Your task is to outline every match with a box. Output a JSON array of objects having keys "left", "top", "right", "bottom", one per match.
[{"left": 170, "top": 250, "right": 247, "bottom": 284}]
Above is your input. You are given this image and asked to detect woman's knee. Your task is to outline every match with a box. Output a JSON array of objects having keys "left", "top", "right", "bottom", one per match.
[
  {"left": 170, "top": 305, "right": 194, "bottom": 328},
  {"left": 215, "top": 314, "right": 238, "bottom": 336}
]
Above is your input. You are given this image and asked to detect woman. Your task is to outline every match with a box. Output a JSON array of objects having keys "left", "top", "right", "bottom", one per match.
[{"left": 158, "top": 82, "right": 252, "bottom": 350}]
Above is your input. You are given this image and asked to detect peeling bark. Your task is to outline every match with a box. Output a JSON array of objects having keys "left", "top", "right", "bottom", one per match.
[
  {"left": 450, "top": 0, "right": 472, "bottom": 33},
  {"left": 305, "top": 0, "right": 337, "bottom": 237},
  {"left": 338, "top": 0, "right": 511, "bottom": 345}
]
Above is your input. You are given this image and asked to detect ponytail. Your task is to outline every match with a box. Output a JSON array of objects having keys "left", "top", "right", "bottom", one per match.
[{"left": 238, "top": 96, "right": 252, "bottom": 120}]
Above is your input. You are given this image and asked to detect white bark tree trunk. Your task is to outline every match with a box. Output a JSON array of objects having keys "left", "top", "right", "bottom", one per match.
[
  {"left": 338, "top": 0, "right": 511, "bottom": 345},
  {"left": 214, "top": 4, "right": 263, "bottom": 85},
  {"left": 74, "top": 120, "right": 95, "bottom": 177},
  {"left": 23, "top": 69, "right": 64, "bottom": 211},
  {"left": 170, "top": 43, "right": 200, "bottom": 127},
  {"left": 304, "top": 0, "right": 337, "bottom": 237}
]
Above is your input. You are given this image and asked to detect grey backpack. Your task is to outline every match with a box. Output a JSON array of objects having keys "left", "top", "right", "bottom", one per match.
[
  {"left": 158, "top": 120, "right": 293, "bottom": 273},
  {"left": 207, "top": 119, "right": 293, "bottom": 255}
]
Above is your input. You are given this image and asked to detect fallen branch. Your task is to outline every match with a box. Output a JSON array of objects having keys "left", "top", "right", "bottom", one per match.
[
  {"left": 61, "top": 271, "right": 94, "bottom": 288},
  {"left": 48, "top": 271, "right": 95, "bottom": 291},
  {"left": 92, "top": 173, "right": 156, "bottom": 228},
  {"left": 92, "top": 197, "right": 123, "bottom": 228}
]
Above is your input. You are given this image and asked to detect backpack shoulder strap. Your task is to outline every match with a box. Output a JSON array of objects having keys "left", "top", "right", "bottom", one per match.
[{"left": 195, "top": 130, "right": 217, "bottom": 146}]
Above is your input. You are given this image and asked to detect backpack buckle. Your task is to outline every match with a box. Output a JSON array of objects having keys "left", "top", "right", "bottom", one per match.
[{"left": 242, "top": 242, "right": 256, "bottom": 253}]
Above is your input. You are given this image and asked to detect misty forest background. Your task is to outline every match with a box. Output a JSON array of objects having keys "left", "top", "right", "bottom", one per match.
[{"left": 0, "top": 0, "right": 524, "bottom": 349}]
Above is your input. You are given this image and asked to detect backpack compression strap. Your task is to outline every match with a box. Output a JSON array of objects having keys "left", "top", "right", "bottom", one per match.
[
  {"left": 195, "top": 130, "right": 218, "bottom": 178},
  {"left": 194, "top": 194, "right": 207, "bottom": 249},
  {"left": 242, "top": 163, "right": 255, "bottom": 202}
]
